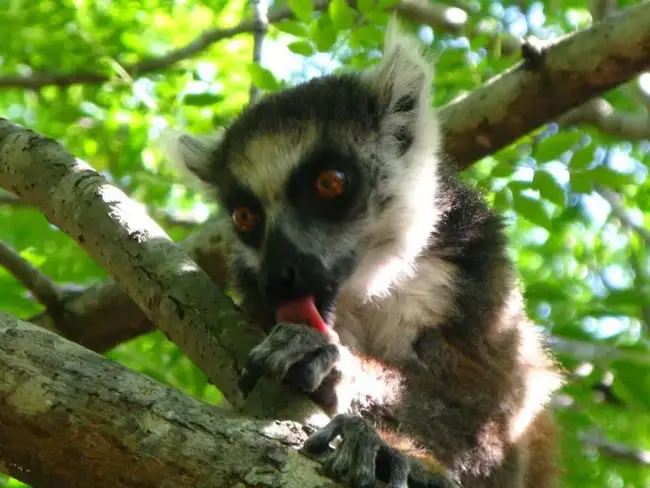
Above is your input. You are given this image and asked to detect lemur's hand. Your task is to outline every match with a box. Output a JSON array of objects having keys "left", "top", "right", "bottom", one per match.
[
  {"left": 243, "top": 322, "right": 341, "bottom": 394},
  {"left": 305, "top": 414, "right": 460, "bottom": 488}
]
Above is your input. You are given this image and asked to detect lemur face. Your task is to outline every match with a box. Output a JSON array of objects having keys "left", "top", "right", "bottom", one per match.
[{"left": 165, "top": 21, "right": 442, "bottom": 323}]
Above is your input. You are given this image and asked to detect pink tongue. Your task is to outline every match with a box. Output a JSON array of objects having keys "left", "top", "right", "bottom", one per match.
[{"left": 276, "top": 295, "right": 329, "bottom": 334}]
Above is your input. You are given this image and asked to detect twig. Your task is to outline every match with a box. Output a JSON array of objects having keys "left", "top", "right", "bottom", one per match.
[
  {"left": 0, "top": 190, "right": 30, "bottom": 207},
  {"left": 595, "top": 185, "right": 650, "bottom": 331},
  {"left": 579, "top": 430, "right": 650, "bottom": 465},
  {"left": 595, "top": 184, "right": 650, "bottom": 246},
  {"left": 0, "top": 241, "right": 62, "bottom": 312},
  {"left": 547, "top": 335, "right": 650, "bottom": 367},
  {"left": 560, "top": 98, "right": 650, "bottom": 141},
  {"left": 249, "top": 0, "right": 270, "bottom": 103},
  {"left": 629, "top": 247, "right": 650, "bottom": 332}
]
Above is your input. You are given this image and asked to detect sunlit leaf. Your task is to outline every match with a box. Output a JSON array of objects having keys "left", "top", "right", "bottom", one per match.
[
  {"left": 274, "top": 20, "right": 309, "bottom": 37},
  {"left": 288, "top": 0, "right": 313, "bottom": 23},
  {"left": 534, "top": 132, "right": 582, "bottom": 162},
  {"left": 248, "top": 64, "right": 281, "bottom": 91},
  {"left": 533, "top": 169, "right": 566, "bottom": 206},
  {"left": 570, "top": 145, "right": 596, "bottom": 170},
  {"left": 309, "top": 15, "right": 337, "bottom": 52},
  {"left": 328, "top": 0, "right": 356, "bottom": 30},
  {"left": 512, "top": 192, "right": 552, "bottom": 229},
  {"left": 287, "top": 40, "right": 315, "bottom": 56},
  {"left": 183, "top": 93, "right": 225, "bottom": 106}
]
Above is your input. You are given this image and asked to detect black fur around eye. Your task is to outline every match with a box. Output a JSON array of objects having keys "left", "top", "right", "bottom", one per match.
[
  {"left": 287, "top": 148, "right": 362, "bottom": 222},
  {"left": 223, "top": 186, "right": 265, "bottom": 249}
]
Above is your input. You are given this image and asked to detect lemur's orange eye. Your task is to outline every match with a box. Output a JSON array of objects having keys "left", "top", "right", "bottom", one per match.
[
  {"left": 232, "top": 206, "right": 256, "bottom": 233},
  {"left": 316, "top": 170, "right": 346, "bottom": 199}
]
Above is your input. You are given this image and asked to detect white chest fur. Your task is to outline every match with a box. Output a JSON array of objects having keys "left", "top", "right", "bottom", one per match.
[{"left": 334, "top": 256, "right": 458, "bottom": 362}]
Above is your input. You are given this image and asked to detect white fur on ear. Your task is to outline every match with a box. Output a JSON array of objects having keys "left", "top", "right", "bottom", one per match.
[
  {"left": 158, "top": 128, "right": 222, "bottom": 183},
  {"left": 371, "top": 16, "right": 433, "bottom": 112},
  {"left": 365, "top": 17, "right": 436, "bottom": 159}
]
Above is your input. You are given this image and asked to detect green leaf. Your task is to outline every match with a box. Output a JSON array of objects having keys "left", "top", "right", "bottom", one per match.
[
  {"left": 569, "top": 144, "right": 595, "bottom": 170},
  {"left": 534, "top": 131, "right": 582, "bottom": 162},
  {"left": 309, "top": 15, "right": 337, "bottom": 52},
  {"left": 275, "top": 20, "right": 308, "bottom": 37},
  {"left": 357, "top": 0, "right": 375, "bottom": 15},
  {"left": 585, "top": 165, "right": 636, "bottom": 188},
  {"left": 493, "top": 187, "right": 512, "bottom": 210},
  {"left": 490, "top": 161, "right": 516, "bottom": 178},
  {"left": 525, "top": 282, "right": 568, "bottom": 301},
  {"left": 328, "top": 0, "right": 356, "bottom": 30},
  {"left": 247, "top": 64, "right": 280, "bottom": 91},
  {"left": 569, "top": 172, "right": 593, "bottom": 194},
  {"left": 183, "top": 93, "right": 224, "bottom": 106},
  {"left": 512, "top": 192, "right": 552, "bottom": 229},
  {"left": 349, "top": 24, "right": 384, "bottom": 48},
  {"left": 533, "top": 169, "right": 566, "bottom": 206},
  {"left": 613, "top": 359, "right": 650, "bottom": 409},
  {"left": 287, "top": 40, "right": 315, "bottom": 56},
  {"left": 288, "top": 0, "right": 313, "bottom": 23}
]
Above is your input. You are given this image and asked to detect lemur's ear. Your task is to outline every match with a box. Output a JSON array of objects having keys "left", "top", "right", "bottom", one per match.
[
  {"left": 367, "top": 17, "right": 434, "bottom": 156},
  {"left": 159, "top": 128, "right": 222, "bottom": 184}
]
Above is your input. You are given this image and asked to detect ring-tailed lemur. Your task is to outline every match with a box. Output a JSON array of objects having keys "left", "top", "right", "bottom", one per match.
[{"left": 164, "top": 19, "right": 564, "bottom": 488}]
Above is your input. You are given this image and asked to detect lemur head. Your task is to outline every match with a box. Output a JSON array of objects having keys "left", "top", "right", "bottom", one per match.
[{"left": 164, "top": 21, "right": 442, "bottom": 325}]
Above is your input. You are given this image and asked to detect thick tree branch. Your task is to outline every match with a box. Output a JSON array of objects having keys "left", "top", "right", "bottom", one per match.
[
  {"left": 439, "top": 0, "right": 650, "bottom": 169},
  {"left": 0, "top": 311, "right": 339, "bottom": 488},
  {"left": 29, "top": 219, "right": 230, "bottom": 352},
  {"left": 0, "top": 241, "right": 63, "bottom": 314},
  {"left": 0, "top": 118, "right": 328, "bottom": 425}
]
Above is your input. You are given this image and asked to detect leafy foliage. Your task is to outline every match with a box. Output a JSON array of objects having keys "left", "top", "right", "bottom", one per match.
[{"left": 1, "top": 0, "right": 649, "bottom": 486}]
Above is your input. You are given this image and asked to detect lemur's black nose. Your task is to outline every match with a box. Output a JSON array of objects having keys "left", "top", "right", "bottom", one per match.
[{"left": 259, "top": 228, "right": 324, "bottom": 304}]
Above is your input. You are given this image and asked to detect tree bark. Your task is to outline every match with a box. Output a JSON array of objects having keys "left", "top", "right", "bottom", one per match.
[
  {"left": 0, "top": 118, "right": 327, "bottom": 425},
  {"left": 0, "top": 312, "right": 338, "bottom": 488},
  {"left": 438, "top": 0, "right": 650, "bottom": 168}
]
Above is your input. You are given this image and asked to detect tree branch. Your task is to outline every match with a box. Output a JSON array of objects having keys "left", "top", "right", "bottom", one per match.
[
  {"left": 439, "top": 0, "right": 650, "bottom": 169},
  {"left": 388, "top": 0, "right": 468, "bottom": 33},
  {"left": 0, "top": 311, "right": 340, "bottom": 488},
  {"left": 249, "top": 0, "right": 270, "bottom": 103},
  {"left": 0, "top": 190, "right": 29, "bottom": 207},
  {"left": 579, "top": 431, "right": 650, "bottom": 465},
  {"left": 0, "top": 241, "right": 63, "bottom": 314},
  {"left": 594, "top": 184, "right": 650, "bottom": 246},
  {"left": 0, "top": 0, "right": 465, "bottom": 91},
  {"left": 547, "top": 336, "right": 650, "bottom": 367},
  {"left": 0, "top": 0, "right": 328, "bottom": 91},
  {"left": 28, "top": 219, "right": 230, "bottom": 352},
  {"left": 0, "top": 117, "right": 327, "bottom": 425},
  {"left": 560, "top": 97, "right": 650, "bottom": 141}
]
